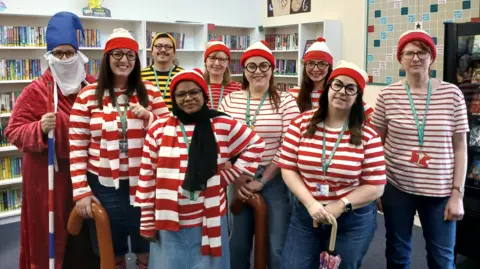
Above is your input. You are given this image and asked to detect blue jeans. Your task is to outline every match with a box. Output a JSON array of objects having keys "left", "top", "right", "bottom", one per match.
[
  {"left": 281, "top": 199, "right": 377, "bottom": 269},
  {"left": 229, "top": 174, "right": 292, "bottom": 269},
  {"left": 149, "top": 215, "right": 230, "bottom": 269},
  {"left": 382, "top": 182, "right": 456, "bottom": 269}
]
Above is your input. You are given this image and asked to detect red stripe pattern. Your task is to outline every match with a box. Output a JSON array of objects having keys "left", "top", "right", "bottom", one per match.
[
  {"left": 69, "top": 82, "right": 170, "bottom": 203},
  {"left": 207, "top": 81, "right": 241, "bottom": 110},
  {"left": 371, "top": 81, "right": 469, "bottom": 197},
  {"left": 278, "top": 111, "right": 387, "bottom": 202},
  {"left": 135, "top": 115, "right": 264, "bottom": 257}
]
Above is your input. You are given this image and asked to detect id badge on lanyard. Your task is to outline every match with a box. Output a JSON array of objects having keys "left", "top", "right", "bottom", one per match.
[{"left": 116, "top": 94, "right": 129, "bottom": 154}]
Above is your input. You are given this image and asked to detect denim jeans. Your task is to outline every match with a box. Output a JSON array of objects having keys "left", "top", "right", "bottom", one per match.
[
  {"left": 229, "top": 174, "right": 292, "bottom": 269},
  {"left": 149, "top": 215, "right": 230, "bottom": 269},
  {"left": 382, "top": 182, "right": 456, "bottom": 269},
  {"left": 281, "top": 199, "right": 377, "bottom": 269}
]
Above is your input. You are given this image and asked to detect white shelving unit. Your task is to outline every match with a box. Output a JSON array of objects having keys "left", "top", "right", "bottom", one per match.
[{"left": 0, "top": 208, "right": 21, "bottom": 225}]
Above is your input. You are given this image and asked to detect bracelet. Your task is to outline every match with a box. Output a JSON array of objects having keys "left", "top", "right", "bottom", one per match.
[{"left": 306, "top": 200, "right": 316, "bottom": 209}]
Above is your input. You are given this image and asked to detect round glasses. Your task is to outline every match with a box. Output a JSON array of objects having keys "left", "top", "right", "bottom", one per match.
[
  {"left": 330, "top": 79, "right": 359, "bottom": 96},
  {"left": 401, "top": 51, "right": 430, "bottom": 60},
  {"left": 245, "top": 62, "right": 271, "bottom": 73},
  {"left": 51, "top": 50, "right": 76, "bottom": 59},
  {"left": 174, "top": 89, "right": 203, "bottom": 100},
  {"left": 305, "top": 61, "right": 329, "bottom": 70},
  {"left": 110, "top": 49, "right": 136, "bottom": 61},
  {"left": 153, "top": 43, "right": 174, "bottom": 51}
]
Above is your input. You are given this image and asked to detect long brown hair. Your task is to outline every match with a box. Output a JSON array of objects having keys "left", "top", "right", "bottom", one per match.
[
  {"left": 297, "top": 65, "right": 333, "bottom": 112},
  {"left": 305, "top": 81, "right": 365, "bottom": 145},
  {"left": 242, "top": 72, "right": 280, "bottom": 112},
  {"left": 95, "top": 52, "right": 149, "bottom": 109},
  {"left": 203, "top": 51, "right": 232, "bottom": 86}
]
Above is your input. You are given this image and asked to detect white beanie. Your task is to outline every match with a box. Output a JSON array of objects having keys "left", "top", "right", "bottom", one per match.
[
  {"left": 303, "top": 37, "right": 333, "bottom": 65},
  {"left": 240, "top": 40, "right": 275, "bottom": 68},
  {"left": 328, "top": 60, "right": 368, "bottom": 91},
  {"left": 104, "top": 28, "right": 138, "bottom": 53}
]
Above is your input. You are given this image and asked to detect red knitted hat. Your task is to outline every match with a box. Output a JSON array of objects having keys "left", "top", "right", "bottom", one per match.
[
  {"left": 170, "top": 68, "right": 209, "bottom": 99},
  {"left": 240, "top": 40, "right": 275, "bottom": 68},
  {"left": 397, "top": 30, "right": 436, "bottom": 62},
  {"left": 204, "top": 40, "right": 231, "bottom": 63},
  {"left": 328, "top": 60, "right": 368, "bottom": 92},
  {"left": 104, "top": 28, "right": 139, "bottom": 54},
  {"left": 303, "top": 37, "right": 333, "bottom": 65}
]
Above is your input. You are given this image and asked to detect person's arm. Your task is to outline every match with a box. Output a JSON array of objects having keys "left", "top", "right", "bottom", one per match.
[
  {"left": 143, "top": 82, "right": 170, "bottom": 129},
  {"left": 370, "top": 89, "right": 388, "bottom": 144},
  {"left": 452, "top": 132, "right": 467, "bottom": 193}
]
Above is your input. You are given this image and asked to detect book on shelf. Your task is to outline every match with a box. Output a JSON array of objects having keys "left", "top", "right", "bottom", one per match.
[
  {"left": 77, "top": 29, "right": 102, "bottom": 48},
  {"left": 0, "top": 59, "right": 42, "bottom": 80},
  {"left": 229, "top": 59, "right": 242, "bottom": 75},
  {"left": 0, "top": 26, "right": 46, "bottom": 47},
  {"left": 0, "top": 124, "right": 11, "bottom": 147},
  {"left": 207, "top": 34, "right": 250, "bottom": 50},
  {"left": 265, "top": 33, "right": 298, "bottom": 51},
  {"left": 146, "top": 31, "right": 185, "bottom": 50},
  {"left": 276, "top": 83, "right": 296, "bottom": 92},
  {"left": 0, "top": 91, "right": 21, "bottom": 113},
  {"left": 0, "top": 156, "right": 22, "bottom": 180},
  {"left": 0, "top": 186, "right": 22, "bottom": 212},
  {"left": 85, "top": 59, "right": 101, "bottom": 77},
  {"left": 274, "top": 59, "right": 297, "bottom": 75}
]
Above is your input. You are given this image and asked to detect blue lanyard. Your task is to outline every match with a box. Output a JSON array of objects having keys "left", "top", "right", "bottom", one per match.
[{"left": 405, "top": 79, "right": 432, "bottom": 147}]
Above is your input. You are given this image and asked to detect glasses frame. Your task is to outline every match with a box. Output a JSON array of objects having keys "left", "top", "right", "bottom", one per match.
[
  {"left": 207, "top": 56, "right": 229, "bottom": 65},
  {"left": 174, "top": 89, "right": 203, "bottom": 100},
  {"left": 329, "top": 79, "right": 359, "bottom": 96},
  {"left": 153, "top": 43, "right": 174, "bottom": 51},
  {"left": 244, "top": 62, "right": 272, "bottom": 73},
  {"left": 110, "top": 49, "right": 137, "bottom": 62},
  {"left": 51, "top": 50, "right": 77, "bottom": 59},
  {"left": 401, "top": 51, "right": 430, "bottom": 60},
  {"left": 305, "top": 60, "right": 329, "bottom": 70}
]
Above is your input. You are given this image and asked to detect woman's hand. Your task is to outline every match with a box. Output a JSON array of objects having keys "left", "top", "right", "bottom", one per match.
[
  {"left": 324, "top": 201, "right": 345, "bottom": 219},
  {"left": 444, "top": 192, "right": 464, "bottom": 221},
  {"left": 141, "top": 233, "right": 159, "bottom": 243},
  {"left": 234, "top": 174, "right": 254, "bottom": 201},
  {"left": 75, "top": 195, "right": 101, "bottom": 219},
  {"left": 41, "top": 112, "right": 57, "bottom": 134},
  {"left": 307, "top": 200, "right": 336, "bottom": 224},
  {"left": 129, "top": 102, "right": 151, "bottom": 120}
]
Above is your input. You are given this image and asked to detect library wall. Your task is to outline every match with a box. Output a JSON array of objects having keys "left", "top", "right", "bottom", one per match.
[{"left": 5, "top": 0, "right": 263, "bottom": 27}]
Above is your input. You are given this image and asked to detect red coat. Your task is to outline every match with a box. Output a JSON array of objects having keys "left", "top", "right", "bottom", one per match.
[{"left": 5, "top": 70, "right": 98, "bottom": 269}]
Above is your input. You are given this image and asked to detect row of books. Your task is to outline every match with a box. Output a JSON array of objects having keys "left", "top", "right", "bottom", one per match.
[
  {"left": 274, "top": 59, "right": 297, "bottom": 75},
  {"left": 0, "top": 124, "right": 10, "bottom": 147},
  {"left": 207, "top": 34, "right": 250, "bottom": 50},
  {"left": 265, "top": 34, "right": 299, "bottom": 51},
  {"left": 0, "top": 156, "right": 22, "bottom": 180},
  {"left": 229, "top": 59, "right": 243, "bottom": 75},
  {"left": 276, "top": 83, "right": 297, "bottom": 92},
  {"left": 77, "top": 29, "right": 102, "bottom": 48},
  {"left": 146, "top": 31, "right": 185, "bottom": 49},
  {"left": 0, "top": 187, "right": 21, "bottom": 212},
  {"left": 85, "top": 59, "right": 101, "bottom": 78},
  {"left": 0, "top": 59, "right": 42, "bottom": 81},
  {"left": 0, "top": 26, "right": 46, "bottom": 47},
  {"left": 0, "top": 91, "right": 21, "bottom": 113}
]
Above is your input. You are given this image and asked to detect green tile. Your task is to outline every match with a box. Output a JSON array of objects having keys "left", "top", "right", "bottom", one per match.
[
  {"left": 374, "top": 40, "right": 381, "bottom": 47},
  {"left": 431, "top": 4, "right": 438, "bottom": 12},
  {"left": 433, "top": 37, "right": 438, "bottom": 45},
  {"left": 399, "top": 69, "right": 406, "bottom": 77},
  {"left": 375, "top": 10, "right": 381, "bottom": 18},
  {"left": 401, "top": 7, "right": 408, "bottom": 15},
  {"left": 463, "top": 1, "right": 471, "bottom": 9},
  {"left": 431, "top": 69, "right": 437, "bottom": 78}
]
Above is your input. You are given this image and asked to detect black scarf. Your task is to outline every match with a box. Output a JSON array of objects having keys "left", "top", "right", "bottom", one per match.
[{"left": 173, "top": 103, "right": 228, "bottom": 192}]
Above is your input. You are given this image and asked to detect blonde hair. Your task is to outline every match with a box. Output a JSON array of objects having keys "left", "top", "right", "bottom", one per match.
[{"left": 203, "top": 51, "right": 232, "bottom": 85}]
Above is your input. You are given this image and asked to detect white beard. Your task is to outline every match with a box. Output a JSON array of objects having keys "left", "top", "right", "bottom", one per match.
[{"left": 44, "top": 51, "right": 89, "bottom": 96}]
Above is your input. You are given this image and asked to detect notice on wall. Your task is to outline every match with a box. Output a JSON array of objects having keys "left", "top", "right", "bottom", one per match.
[{"left": 267, "top": 0, "right": 311, "bottom": 17}]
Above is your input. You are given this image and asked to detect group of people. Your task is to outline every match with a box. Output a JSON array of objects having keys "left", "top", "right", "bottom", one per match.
[{"left": 7, "top": 11, "right": 468, "bottom": 269}]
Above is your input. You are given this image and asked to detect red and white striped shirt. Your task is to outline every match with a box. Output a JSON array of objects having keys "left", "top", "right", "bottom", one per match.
[
  {"left": 135, "top": 115, "right": 264, "bottom": 255},
  {"left": 288, "top": 86, "right": 375, "bottom": 119},
  {"left": 207, "top": 81, "right": 241, "bottom": 110},
  {"left": 69, "top": 82, "right": 170, "bottom": 203},
  {"left": 371, "top": 80, "right": 469, "bottom": 197},
  {"left": 278, "top": 110, "right": 387, "bottom": 203},
  {"left": 220, "top": 90, "right": 300, "bottom": 165}
]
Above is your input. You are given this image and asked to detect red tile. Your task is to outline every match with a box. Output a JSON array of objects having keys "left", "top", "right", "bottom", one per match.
[
  {"left": 368, "top": 25, "right": 375, "bottom": 33},
  {"left": 471, "top": 17, "right": 480, "bottom": 22},
  {"left": 368, "top": 76, "right": 373, "bottom": 83}
]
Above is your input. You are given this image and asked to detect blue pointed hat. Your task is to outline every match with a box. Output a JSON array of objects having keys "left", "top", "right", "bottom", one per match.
[{"left": 46, "top": 11, "right": 84, "bottom": 51}]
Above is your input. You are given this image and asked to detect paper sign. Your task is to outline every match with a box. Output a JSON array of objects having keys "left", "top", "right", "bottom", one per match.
[
  {"left": 454, "top": 10, "right": 462, "bottom": 19},
  {"left": 373, "top": 68, "right": 380, "bottom": 77},
  {"left": 386, "top": 54, "right": 393, "bottom": 61},
  {"left": 393, "top": 47, "right": 398, "bottom": 54},
  {"left": 394, "top": 0, "right": 401, "bottom": 8},
  {"left": 380, "top": 17, "right": 388, "bottom": 24},
  {"left": 414, "top": 21, "right": 423, "bottom": 29},
  {"left": 368, "top": 54, "right": 374, "bottom": 62},
  {"left": 423, "top": 13, "right": 430, "bottom": 21},
  {"left": 437, "top": 45, "right": 444, "bottom": 54},
  {"left": 445, "top": 19, "right": 454, "bottom": 23},
  {"left": 408, "top": 14, "right": 415, "bottom": 23},
  {"left": 387, "top": 24, "right": 394, "bottom": 32},
  {"left": 369, "top": 0, "right": 375, "bottom": 3},
  {"left": 381, "top": 32, "right": 387, "bottom": 40},
  {"left": 438, "top": 0, "right": 446, "bottom": 4},
  {"left": 379, "top": 61, "right": 387, "bottom": 69},
  {"left": 386, "top": 76, "right": 392, "bottom": 84}
]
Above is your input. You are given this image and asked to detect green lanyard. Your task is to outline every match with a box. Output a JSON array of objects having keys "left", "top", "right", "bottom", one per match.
[
  {"left": 208, "top": 84, "right": 225, "bottom": 110},
  {"left": 322, "top": 121, "right": 348, "bottom": 177},
  {"left": 246, "top": 90, "right": 269, "bottom": 129},
  {"left": 179, "top": 121, "right": 196, "bottom": 200},
  {"left": 153, "top": 66, "right": 174, "bottom": 99},
  {"left": 405, "top": 79, "right": 432, "bottom": 147},
  {"left": 114, "top": 100, "right": 128, "bottom": 138}
]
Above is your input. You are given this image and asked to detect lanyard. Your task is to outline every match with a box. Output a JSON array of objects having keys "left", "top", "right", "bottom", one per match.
[
  {"left": 405, "top": 79, "right": 432, "bottom": 147},
  {"left": 322, "top": 121, "right": 348, "bottom": 177},
  {"left": 114, "top": 98, "right": 128, "bottom": 138},
  {"left": 179, "top": 122, "right": 190, "bottom": 152},
  {"left": 208, "top": 84, "right": 225, "bottom": 110},
  {"left": 153, "top": 66, "right": 174, "bottom": 99},
  {"left": 246, "top": 90, "right": 269, "bottom": 128}
]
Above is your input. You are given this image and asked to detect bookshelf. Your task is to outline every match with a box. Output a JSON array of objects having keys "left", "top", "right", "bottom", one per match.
[{"left": 0, "top": 208, "right": 21, "bottom": 225}]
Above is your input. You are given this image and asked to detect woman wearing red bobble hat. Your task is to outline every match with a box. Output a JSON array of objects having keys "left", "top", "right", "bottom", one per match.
[
  {"left": 135, "top": 68, "right": 264, "bottom": 269},
  {"left": 289, "top": 37, "right": 374, "bottom": 119},
  {"left": 372, "top": 30, "right": 468, "bottom": 269},
  {"left": 203, "top": 40, "right": 241, "bottom": 109},
  {"left": 69, "top": 28, "right": 170, "bottom": 269},
  {"left": 221, "top": 40, "right": 300, "bottom": 269},
  {"left": 279, "top": 60, "right": 386, "bottom": 269}
]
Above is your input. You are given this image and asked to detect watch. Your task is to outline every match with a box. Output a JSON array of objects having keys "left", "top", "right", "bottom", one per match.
[
  {"left": 452, "top": 185, "right": 465, "bottom": 194},
  {"left": 341, "top": 197, "right": 352, "bottom": 212}
]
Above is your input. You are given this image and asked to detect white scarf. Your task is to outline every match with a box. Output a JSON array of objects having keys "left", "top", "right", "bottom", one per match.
[{"left": 44, "top": 51, "right": 89, "bottom": 96}]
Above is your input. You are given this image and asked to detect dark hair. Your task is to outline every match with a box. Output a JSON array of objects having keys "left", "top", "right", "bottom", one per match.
[
  {"left": 242, "top": 71, "right": 280, "bottom": 112},
  {"left": 305, "top": 82, "right": 365, "bottom": 145},
  {"left": 95, "top": 52, "right": 149, "bottom": 109},
  {"left": 297, "top": 64, "right": 333, "bottom": 112}
]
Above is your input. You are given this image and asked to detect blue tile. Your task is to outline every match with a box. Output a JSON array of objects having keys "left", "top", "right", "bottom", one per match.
[
  {"left": 430, "top": 4, "right": 438, "bottom": 13},
  {"left": 463, "top": 1, "right": 471, "bottom": 9},
  {"left": 375, "top": 10, "right": 381, "bottom": 18},
  {"left": 432, "top": 37, "right": 438, "bottom": 45},
  {"left": 374, "top": 40, "right": 381, "bottom": 47},
  {"left": 431, "top": 70, "right": 437, "bottom": 78},
  {"left": 399, "top": 69, "right": 406, "bottom": 77},
  {"left": 401, "top": 7, "right": 408, "bottom": 15}
]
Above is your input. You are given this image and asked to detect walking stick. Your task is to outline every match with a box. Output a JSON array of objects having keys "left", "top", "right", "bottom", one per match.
[
  {"left": 68, "top": 203, "right": 115, "bottom": 269},
  {"left": 47, "top": 82, "right": 55, "bottom": 269}
]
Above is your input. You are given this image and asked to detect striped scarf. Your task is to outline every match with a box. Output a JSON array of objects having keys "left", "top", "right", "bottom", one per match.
[{"left": 156, "top": 116, "right": 223, "bottom": 257}]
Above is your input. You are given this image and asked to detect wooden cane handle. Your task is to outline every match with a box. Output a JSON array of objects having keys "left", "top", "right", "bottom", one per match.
[{"left": 313, "top": 220, "right": 319, "bottom": 228}]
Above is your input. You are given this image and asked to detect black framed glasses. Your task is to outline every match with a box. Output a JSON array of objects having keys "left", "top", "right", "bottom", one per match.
[
  {"left": 330, "top": 79, "right": 359, "bottom": 96},
  {"left": 51, "top": 50, "right": 76, "bottom": 59},
  {"left": 153, "top": 43, "right": 174, "bottom": 51},
  {"left": 174, "top": 89, "right": 203, "bottom": 100},
  {"left": 245, "top": 62, "right": 271, "bottom": 73},
  {"left": 305, "top": 60, "right": 329, "bottom": 70},
  {"left": 110, "top": 49, "right": 136, "bottom": 61},
  {"left": 401, "top": 51, "right": 430, "bottom": 60},
  {"left": 207, "top": 56, "right": 229, "bottom": 64}
]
